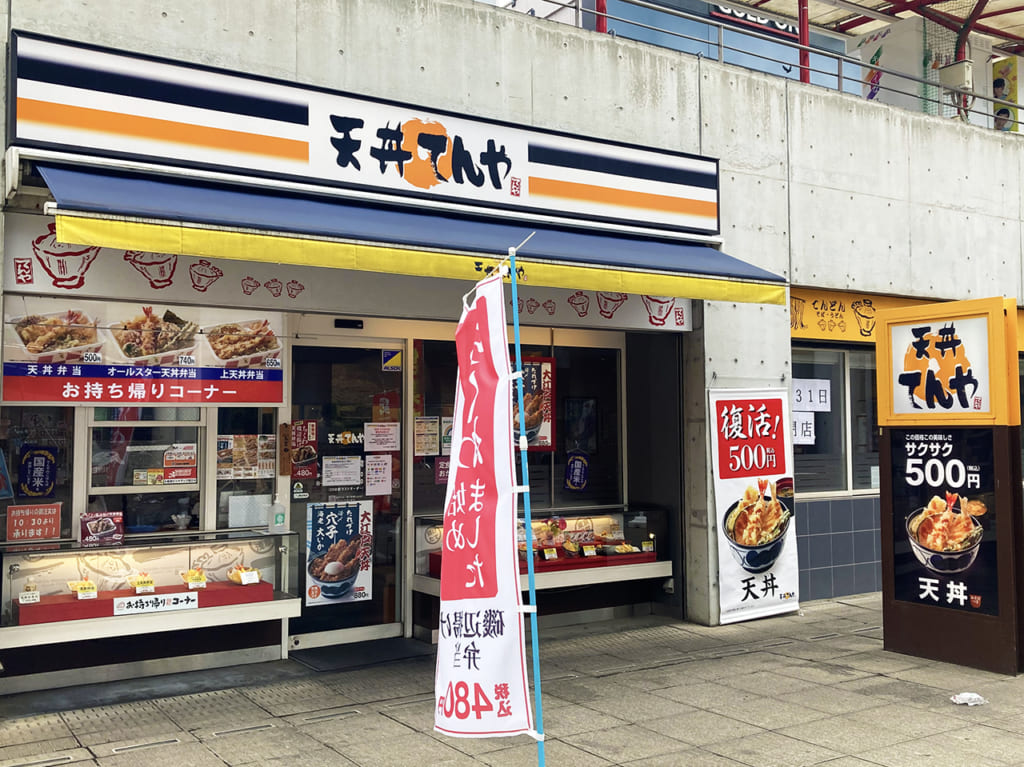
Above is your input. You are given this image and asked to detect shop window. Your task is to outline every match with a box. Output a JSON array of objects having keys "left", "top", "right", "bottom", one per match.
[
  {"left": 412, "top": 340, "right": 622, "bottom": 514},
  {"left": 792, "top": 347, "right": 878, "bottom": 493},
  {"left": 88, "top": 406, "right": 278, "bottom": 533},
  {"left": 215, "top": 407, "right": 278, "bottom": 529},
  {"left": 0, "top": 406, "right": 75, "bottom": 541}
]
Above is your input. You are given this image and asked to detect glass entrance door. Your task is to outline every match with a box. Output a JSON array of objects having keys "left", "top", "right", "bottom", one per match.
[{"left": 288, "top": 344, "right": 402, "bottom": 642}]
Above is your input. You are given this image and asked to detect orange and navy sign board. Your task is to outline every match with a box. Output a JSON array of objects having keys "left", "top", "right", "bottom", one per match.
[
  {"left": 875, "top": 298, "right": 1019, "bottom": 427},
  {"left": 10, "top": 32, "right": 720, "bottom": 237}
]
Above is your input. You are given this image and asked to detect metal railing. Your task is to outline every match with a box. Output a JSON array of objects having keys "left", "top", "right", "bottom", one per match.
[{"left": 498, "top": 0, "right": 1022, "bottom": 132}]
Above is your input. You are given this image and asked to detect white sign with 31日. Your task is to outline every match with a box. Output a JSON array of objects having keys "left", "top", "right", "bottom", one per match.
[{"left": 791, "top": 379, "right": 831, "bottom": 412}]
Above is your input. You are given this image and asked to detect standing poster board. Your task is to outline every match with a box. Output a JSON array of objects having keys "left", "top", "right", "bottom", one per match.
[
  {"left": 709, "top": 388, "right": 799, "bottom": 624},
  {"left": 876, "top": 297, "right": 1022, "bottom": 674}
]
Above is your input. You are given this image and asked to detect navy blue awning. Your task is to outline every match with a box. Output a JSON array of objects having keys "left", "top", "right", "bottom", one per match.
[{"left": 38, "top": 163, "right": 786, "bottom": 304}]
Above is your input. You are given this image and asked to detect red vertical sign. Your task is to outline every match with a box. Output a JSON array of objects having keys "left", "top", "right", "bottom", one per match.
[{"left": 441, "top": 289, "right": 500, "bottom": 600}]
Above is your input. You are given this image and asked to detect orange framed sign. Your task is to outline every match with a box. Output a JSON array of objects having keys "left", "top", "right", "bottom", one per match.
[{"left": 875, "top": 298, "right": 1019, "bottom": 427}]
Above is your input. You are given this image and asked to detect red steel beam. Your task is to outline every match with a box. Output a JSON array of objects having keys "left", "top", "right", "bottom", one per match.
[{"left": 799, "top": 0, "right": 810, "bottom": 82}]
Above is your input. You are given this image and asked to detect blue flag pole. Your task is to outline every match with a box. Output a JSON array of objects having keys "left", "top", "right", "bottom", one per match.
[{"left": 507, "top": 237, "right": 545, "bottom": 766}]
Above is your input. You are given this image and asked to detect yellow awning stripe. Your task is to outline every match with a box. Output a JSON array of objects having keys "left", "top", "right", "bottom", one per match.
[{"left": 55, "top": 214, "right": 786, "bottom": 306}]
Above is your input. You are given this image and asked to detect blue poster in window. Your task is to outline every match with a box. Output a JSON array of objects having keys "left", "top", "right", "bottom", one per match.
[
  {"left": 0, "top": 450, "right": 14, "bottom": 501},
  {"left": 305, "top": 500, "right": 374, "bottom": 606},
  {"left": 18, "top": 445, "right": 57, "bottom": 498}
]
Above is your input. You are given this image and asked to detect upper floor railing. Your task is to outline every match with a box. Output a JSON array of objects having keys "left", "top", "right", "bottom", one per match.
[{"left": 489, "top": 0, "right": 1022, "bottom": 132}]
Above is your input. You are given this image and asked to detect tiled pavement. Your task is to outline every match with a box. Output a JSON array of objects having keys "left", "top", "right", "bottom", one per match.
[{"left": 4, "top": 593, "right": 1024, "bottom": 766}]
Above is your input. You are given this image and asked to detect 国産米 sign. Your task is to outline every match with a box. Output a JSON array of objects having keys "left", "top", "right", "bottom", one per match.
[
  {"left": 434, "top": 273, "right": 533, "bottom": 738},
  {"left": 709, "top": 389, "right": 799, "bottom": 624}
]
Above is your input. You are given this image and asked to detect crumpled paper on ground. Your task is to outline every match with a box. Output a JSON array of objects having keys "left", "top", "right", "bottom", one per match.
[{"left": 950, "top": 692, "right": 988, "bottom": 706}]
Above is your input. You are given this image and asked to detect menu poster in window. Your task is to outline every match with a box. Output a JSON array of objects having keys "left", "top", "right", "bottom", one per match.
[
  {"left": 709, "top": 388, "right": 799, "bottom": 624},
  {"left": 2, "top": 296, "right": 284, "bottom": 405},
  {"left": 415, "top": 416, "right": 439, "bottom": 456},
  {"left": 17, "top": 445, "right": 57, "bottom": 498},
  {"left": 515, "top": 357, "right": 555, "bottom": 451},
  {"left": 890, "top": 428, "right": 998, "bottom": 616},
  {"left": 81, "top": 510, "right": 124, "bottom": 547},
  {"left": 291, "top": 420, "right": 318, "bottom": 481},
  {"left": 7, "top": 502, "right": 61, "bottom": 541},
  {"left": 305, "top": 501, "right": 373, "bottom": 606}
]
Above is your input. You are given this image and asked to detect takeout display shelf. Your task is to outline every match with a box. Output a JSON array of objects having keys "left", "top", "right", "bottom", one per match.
[{"left": 15, "top": 581, "right": 274, "bottom": 625}]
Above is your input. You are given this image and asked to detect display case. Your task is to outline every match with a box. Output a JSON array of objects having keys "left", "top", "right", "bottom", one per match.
[
  {"left": 0, "top": 530, "right": 300, "bottom": 640},
  {"left": 413, "top": 507, "right": 672, "bottom": 594}
]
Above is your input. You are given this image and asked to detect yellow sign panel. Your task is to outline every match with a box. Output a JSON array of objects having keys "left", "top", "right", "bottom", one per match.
[
  {"left": 790, "top": 288, "right": 930, "bottom": 343},
  {"left": 875, "top": 297, "right": 1019, "bottom": 426}
]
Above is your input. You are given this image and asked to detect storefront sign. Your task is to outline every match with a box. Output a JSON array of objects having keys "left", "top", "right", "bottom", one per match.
[
  {"left": 12, "top": 33, "right": 720, "bottom": 237},
  {"left": 113, "top": 593, "right": 199, "bottom": 615},
  {"left": 515, "top": 358, "right": 555, "bottom": 451},
  {"left": 876, "top": 298, "right": 1014, "bottom": 427},
  {"left": 6, "top": 502, "right": 61, "bottom": 541},
  {"left": 2, "top": 295, "right": 284, "bottom": 405},
  {"left": 875, "top": 297, "right": 1022, "bottom": 673},
  {"left": 891, "top": 428, "right": 997, "bottom": 615},
  {"left": 709, "top": 388, "right": 799, "bottom": 624},
  {"left": 790, "top": 288, "right": 924, "bottom": 343},
  {"left": 305, "top": 501, "right": 374, "bottom": 605},
  {"left": 435, "top": 273, "right": 533, "bottom": 737}
]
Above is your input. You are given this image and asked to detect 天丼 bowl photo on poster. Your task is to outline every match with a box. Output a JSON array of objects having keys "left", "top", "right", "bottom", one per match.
[{"left": 891, "top": 428, "right": 998, "bottom": 616}]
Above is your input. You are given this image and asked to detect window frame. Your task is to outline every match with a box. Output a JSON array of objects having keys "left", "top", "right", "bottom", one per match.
[{"left": 792, "top": 343, "right": 879, "bottom": 498}]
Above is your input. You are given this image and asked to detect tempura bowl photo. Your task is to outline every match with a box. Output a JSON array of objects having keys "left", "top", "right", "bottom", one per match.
[
  {"left": 905, "top": 508, "right": 982, "bottom": 574},
  {"left": 307, "top": 539, "right": 360, "bottom": 599},
  {"left": 722, "top": 496, "right": 791, "bottom": 574}
]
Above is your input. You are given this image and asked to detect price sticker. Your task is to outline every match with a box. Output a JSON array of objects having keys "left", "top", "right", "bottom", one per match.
[
  {"left": 641, "top": 540, "right": 655, "bottom": 553},
  {"left": 176, "top": 354, "right": 197, "bottom": 366},
  {"left": 133, "top": 576, "right": 155, "bottom": 594},
  {"left": 543, "top": 547, "right": 558, "bottom": 560},
  {"left": 81, "top": 351, "right": 102, "bottom": 363},
  {"left": 76, "top": 581, "right": 98, "bottom": 599},
  {"left": 18, "top": 590, "right": 40, "bottom": 605},
  {"left": 187, "top": 573, "right": 207, "bottom": 590},
  {"left": 265, "top": 358, "right": 282, "bottom": 368},
  {"left": 240, "top": 570, "right": 260, "bottom": 585},
  {"left": 582, "top": 544, "right": 597, "bottom": 557}
]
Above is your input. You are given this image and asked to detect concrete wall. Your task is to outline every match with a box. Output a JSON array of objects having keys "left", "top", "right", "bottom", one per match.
[{"left": 8, "top": 0, "right": 1023, "bottom": 622}]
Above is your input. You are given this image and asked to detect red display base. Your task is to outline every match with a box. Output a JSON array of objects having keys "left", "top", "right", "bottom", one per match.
[
  {"left": 427, "top": 550, "right": 656, "bottom": 578},
  {"left": 16, "top": 581, "right": 274, "bottom": 625}
]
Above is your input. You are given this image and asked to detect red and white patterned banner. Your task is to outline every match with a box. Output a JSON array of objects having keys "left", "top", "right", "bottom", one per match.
[{"left": 434, "top": 273, "right": 533, "bottom": 737}]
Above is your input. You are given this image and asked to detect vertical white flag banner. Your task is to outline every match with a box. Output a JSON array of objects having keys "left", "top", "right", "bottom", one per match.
[
  {"left": 434, "top": 273, "right": 534, "bottom": 737},
  {"left": 709, "top": 388, "right": 800, "bottom": 624}
]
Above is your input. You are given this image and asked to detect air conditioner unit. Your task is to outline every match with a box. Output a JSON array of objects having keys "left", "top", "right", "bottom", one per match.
[{"left": 939, "top": 60, "right": 973, "bottom": 92}]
